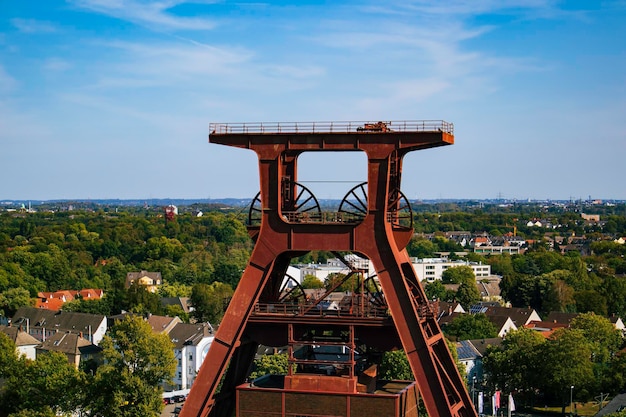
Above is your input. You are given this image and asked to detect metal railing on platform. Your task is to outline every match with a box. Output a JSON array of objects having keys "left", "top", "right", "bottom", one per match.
[
  {"left": 252, "top": 302, "right": 389, "bottom": 319},
  {"left": 209, "top": 120, "right": 453, "bottom": 135},
  {"left": 280, "top": 211, "right": 363, "bottom": 224}
]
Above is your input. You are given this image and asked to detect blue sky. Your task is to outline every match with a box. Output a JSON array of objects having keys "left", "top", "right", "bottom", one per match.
[{"left": 1, "top": 1, "right": 625, "bottom": 201}]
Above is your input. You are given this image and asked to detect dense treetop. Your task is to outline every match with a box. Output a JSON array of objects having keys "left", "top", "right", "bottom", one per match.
[{"left": 1, "top": 202, "right": 625, "bottom": 318}]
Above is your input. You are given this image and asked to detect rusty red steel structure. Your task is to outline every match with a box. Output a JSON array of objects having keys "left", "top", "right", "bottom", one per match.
[{"left": 181, "top": 120, "right": 477, "bottom": 417}]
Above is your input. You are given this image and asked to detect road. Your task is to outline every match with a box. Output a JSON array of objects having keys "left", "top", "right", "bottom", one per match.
[{"left": 161, "top": 401, "right": 184, "bottom": 417}]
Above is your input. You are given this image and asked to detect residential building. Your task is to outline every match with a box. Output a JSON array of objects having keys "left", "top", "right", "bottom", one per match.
[
  {"left": 0, "top": 324, "right": 39, "bottom": 360},
  {"left": 411, "top": 257, "right": 492, "bottom": 282},
  {"left": 35, "top": 288, "right": 104, "bottom": 310},
  {"left": 465, "top": 338, "right": 503, "bottom": 382},
  {"left": 11, "top": 307, "right": 107, "bottom": 345},
  {"left": 472, "top": 234, "right": 527, "bottom": 256},
  {"left": 610, "top": 316, "right": 625, "bottom": 334},
  {"left": 147, "top": 314, "right": 182, "bottom": 334},
  {"left": 455, "top": 340, "right": 482, "bottom": 381},
  {"left": 545, "top": 311, "right": 625, "bottom": 333},
  {"left": 523, "top": 320, "right": 568, "bottom": 338},
  {"left": 543, "top": 311, "right": 578, "bottom": 326},
  {"left": 35, "top": 290, "right": 75, "bottom": 310},
  {"left": 485, "top": 315, "right": 517, "bottom": 337},
  {"left": 168, "top": 322, "right": 214, "bottom": 390},
  {"left": 473, "top": 305, "right": 541, "bottom": 327},
  {"left": 161, "top": 297, "right": 193, "bottom": 314},
  {"left": 476, "top": 277, "right": 502, "bottom": 302},
  {"left": 125, "top": 270, "right": 162, "bottom": 292},
  {"left": 430, "top": 301, "right": 466, "bottom": 320},
  {"left": 473, "top": 245, "right": 524, "bottom": 255},
  {"left": 36, "top": 331, "right": 102, "bottom": 368}
]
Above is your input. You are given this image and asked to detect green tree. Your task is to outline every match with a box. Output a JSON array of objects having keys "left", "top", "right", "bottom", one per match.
[
  {"left": 570, "top": 313, "right": 622, "bottom": 364},
  {"left": 455, "top": 280, "right": 481, "bottom": 310},
  {"left": 0, "top": 287, "right": 33, "bottom": 317},
  {"left": 86, "top": 315, "right": 176, "bottom": 417},
  {"left": 407, "top": 238, "right": 438, "bottom": 258},
  {"left": 0, "top": 332, "right": 18, "bottom": 378},
  {"left": 8, "top": 408, "right": 57, "bottom": 417},
  {"left": 324, "top": 272, "right": 348, "bottom": 291},
  {"left": 442, "top": 266, "right": 481, "bottom": 309},
  {"left": 442, "top": 313, "right": 497, "bottom": 341},
  {"left": 190, "top": 282, "right": 234, "bottom": 324},
  {"left": 424, "top": 280, "right": 454, "bottom": 302},
  {"left": 301, "top": 274, "right": 324, "bottom": 289},
  {"left": 483, "top": 328, "right": 545, "bottom": 406},
  {"left": 144, "top": 236, "right": 185, "bottom": 262},
  {"left": 249, "top": 353, "right": 291, "bottom": 380},
  {"left": 574, "top": 290, "right": 608, "bottom": 316},
  {"left": 379, "top": 341, "right": 464, "bottom": 383},
  {"left": 607, "top": 350, "right": 626, "bottom": 394},
  {"left": 158, "top": 281, "right": 192, "bottom": 298},
  {"left": 379, "top": 350, "right": 413, "bottom": 381},
  {"left": 163, "top": 304, "right": 189, "bottom": 322},
  {"left": 0, "top": 351, "right": 84, "bottom": 416},
  {"left": 61, "top": 297, "right": 111, "bottom": 315},
  {"left": 126, "top": 283, "right": 162, "bottom": 315},
  {"left": 602, "top": 275, "right": 626, "bottom": 317},
  {"left": 538, "top": 329, "right": 595, "bottom": 408},
  {"left": 541, "top": 278, "right": 575, "bottom": 313},
  {"left": 441, "top": 266, "right": 475, "bottom": 284}
]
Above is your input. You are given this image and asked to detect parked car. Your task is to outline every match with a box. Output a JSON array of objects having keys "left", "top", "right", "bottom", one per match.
[
  {"left": 173, "top": 406, "right": 182, "bottom": 415},
  {"left": 172, "top": 394, "right": 186, "bottom": 403},
  {"left": 163, "top": 397, "right": 173, "bottom": 405}
]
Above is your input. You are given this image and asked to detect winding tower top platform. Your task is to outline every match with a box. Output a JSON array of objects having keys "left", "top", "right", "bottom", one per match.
[{"left": 181, "top": 120, "right": 476, "bottom": 417}]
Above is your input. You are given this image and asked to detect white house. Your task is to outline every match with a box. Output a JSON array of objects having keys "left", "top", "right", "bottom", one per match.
[
  {"left": 168, "top": 322, "right": 215, "bottom": 391},
  {"left": 294, "top": 255, "right": 375, "bottom": 284},
  {"left": 0, "top": 324, "right": 40, "bottom": 360},
  {"left": 455, "top": 340, "right": 482, "bottom": 381},
  {"left": 411, "top": 258, "right": 492, "bottom": 282}
]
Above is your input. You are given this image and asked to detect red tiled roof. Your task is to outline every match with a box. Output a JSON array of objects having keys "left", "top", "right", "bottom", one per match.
[{"left": 35, "top": 298, "right": 65, "bottom": 311}]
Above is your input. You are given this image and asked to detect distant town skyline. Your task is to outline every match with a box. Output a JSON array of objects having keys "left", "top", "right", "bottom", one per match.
[{"left": 1, "top": 1, "right": 625, "bottom": 201}]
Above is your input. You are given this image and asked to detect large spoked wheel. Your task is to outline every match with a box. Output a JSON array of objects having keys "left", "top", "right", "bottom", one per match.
[
  {"left": 338, "top": 182, "right": 368, "bottom": 222},
  {"left": 362, "top": 274, "right": 387, "bottom": 309},
  {"left": 289, "top": 181, "right": 322, "bottom": 222},
  {"left": 247, "top": 192, "right": 262, "bottom": 226},
  {"left": 387, "top": 189, "right": 413, "bottom": 229},
  {"left": 279, "top": 274, "right": 307, "bottom": 303}
]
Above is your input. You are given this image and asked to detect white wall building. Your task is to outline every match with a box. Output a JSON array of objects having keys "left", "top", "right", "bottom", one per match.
[
  {"left": 168, "top": 322, "right": 214, "bottom": 391},
  {"left": 292, "top": 255, "right": 375, "bottom": 285},
  {"left": 411, "top": 258, "right": 491, "bottom": 282},
  {"left": 0, "top": 325, "right": 39, "bottom": 360}
]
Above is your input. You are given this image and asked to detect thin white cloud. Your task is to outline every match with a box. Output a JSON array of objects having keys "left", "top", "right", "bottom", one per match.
[
  {"left": 380, "top": 0, "right": 599, "bottom": 23},
  {"left": 70, "top": 0, "right": 218, "bottom": 31},
  {"left": 260, "top": 64, "right": 326, "bottom": 79},
  {"left": 0, "top": 65, "right": 18, "bottom": 92},
  {"left": 43, "top": 58, "right": 72, "bottom": 72},
  {"left": 11, "top": 18, "right": 58, "bottom": 33},
  {"left": 96, "top": 40, "right": 253, "bottom": 82}
]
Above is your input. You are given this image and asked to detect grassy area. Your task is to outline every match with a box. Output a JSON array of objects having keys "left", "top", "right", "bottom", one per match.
[{"left": 530, "top": 402, "right": 604, "bottom": 417}]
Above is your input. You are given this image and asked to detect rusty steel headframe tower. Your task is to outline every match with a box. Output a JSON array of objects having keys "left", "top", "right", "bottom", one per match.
[{"left": 181, "top": 120, "right": 477, "bottom": 417}]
